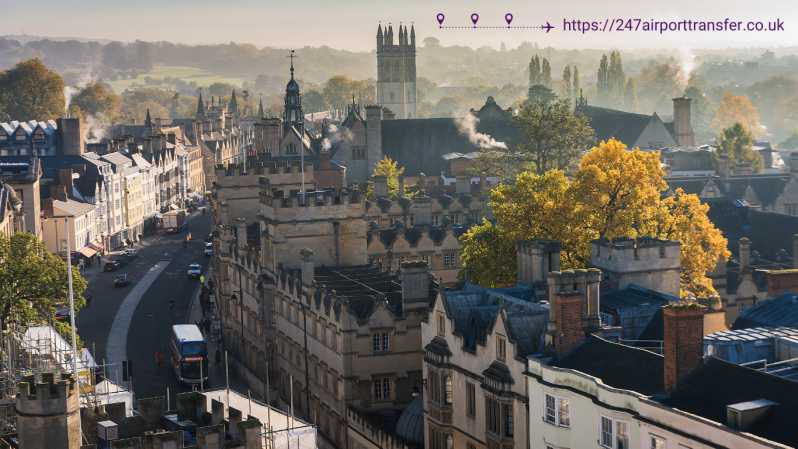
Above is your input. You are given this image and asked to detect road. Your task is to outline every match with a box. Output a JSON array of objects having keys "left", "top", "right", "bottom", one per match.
[{"left": 77, "top": 211, "right": 215, "bottom": 400}]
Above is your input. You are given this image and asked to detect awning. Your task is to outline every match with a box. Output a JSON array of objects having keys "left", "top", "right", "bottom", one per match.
[
  {"left": 88, "top": 242, "right": 104, "bottom": 252},
  {"left": 77, "top": 246, "right": 97, "bottom": 258},
  {"left": 168, "top": 204, "right": 179, "bottom": 211}
]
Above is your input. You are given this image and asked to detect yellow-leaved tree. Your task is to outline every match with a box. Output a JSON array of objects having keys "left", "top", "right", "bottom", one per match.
[{"left": 461, "top": 139, "right": 729, "bottom": 298}]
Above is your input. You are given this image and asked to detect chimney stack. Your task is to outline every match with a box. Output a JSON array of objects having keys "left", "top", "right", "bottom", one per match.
[
  {"left": 739, "top": 237, "right": 751, "bottom": 272},
  {"left": 663, "top": 304, "right": 705, "bottom": 392},
  {"left": 516, "top": 240, "right": 562, "bottom": 291},
  {"left": 672, "top": 96, "right": 695, "bottom": 147},
  {"left": 300, "top": 247, "right": 314, "bottom": 286},
  {"left": 546, "top": 270, "right": 601, "bottom": 356},
  {"left": 400, "top": 261, "right": 431, "bottom": 309},
  {"left": 793, "top": 234, "right": 798, "bottom": 269}
]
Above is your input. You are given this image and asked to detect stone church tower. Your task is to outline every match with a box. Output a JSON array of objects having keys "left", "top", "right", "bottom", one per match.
[{"left": 376, "top": 23, "right": 417, "bottom": 119}]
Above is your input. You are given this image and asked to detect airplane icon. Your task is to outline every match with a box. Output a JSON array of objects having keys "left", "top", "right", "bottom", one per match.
[{"left": 542, "top": 21, "right": 554, "bottom": 32}]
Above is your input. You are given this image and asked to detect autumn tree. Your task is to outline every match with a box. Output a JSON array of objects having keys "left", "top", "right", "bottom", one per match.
[
  {"left": 70, "top": 81, "right": 121, "bottom": 120},
  {"left": 0, "top": 58, "right": 65, "bottom": 121},
  {"left": 716, "top": 123, "right": 762, "bottom": 172},
  {"left": 462, "top": 139, "right": 729, "bottom": 298},
  {"left": 322, "top": 76, "right": 374, "bottom": 110},
  {"left": 0, "top": 233, "right": 87, "bottom": 337},
  {"left": 635, "top": 60, "right": 683, "bottom": 113},
  {"left": 511, "top": 97, "right": 595, "bottom": 174},
  {"left": 711, "top": 91, "right": 761, "bottom": 135}
]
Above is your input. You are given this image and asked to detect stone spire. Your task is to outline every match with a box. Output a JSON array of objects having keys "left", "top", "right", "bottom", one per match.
[
  {"left": 144, "top": 108, "right": 153, "bottom": 130},
  {"left": 377, "top": 24, "right": 383, "bottom": 51},
  {"left": 229, "top": 89, "right": 239, "bottom": 115},
  {"left": 196, "top": 90, "right": 205, "bottom": 118},
  {"left": 258, "top": 95, "right": 264, "bottom": 118},
  {"left": 410, "top": 24, "right": 416, "bottom": 47}
]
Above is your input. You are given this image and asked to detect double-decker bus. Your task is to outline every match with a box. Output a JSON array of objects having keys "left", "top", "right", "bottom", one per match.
[{"left": 170, "top": 324, "right": 208, "bottom": 384}]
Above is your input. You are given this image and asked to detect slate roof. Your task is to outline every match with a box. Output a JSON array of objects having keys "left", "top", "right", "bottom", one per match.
[
  {"left": 442, "top": 283, "right": 546, "bottom": 358},
  {"left": 602, "top": 284, "right": 679, "bottom": 311},
  {"left": 662, "top": 357, "right": 798, "bottom": 447},
  {"left": 394, "top": 394, "right": 424, "bottom": 446},
  {"left": 733, "top": 293, "right": 798, "bottom": 329},
  {"left": 553, "top": 335, "right": 664, "bottom": 395},
  {"left": 722, "top": 175, "right": 790, "bottom": 207},
  {"left": 51, "top": 198, "right": 94, "bottom": 217},
  {"left": 707, "top": 201, "right": 798, "bottom": 262},
  {"left": 578, "top": 105, "right": 676, "bottom": 148}
]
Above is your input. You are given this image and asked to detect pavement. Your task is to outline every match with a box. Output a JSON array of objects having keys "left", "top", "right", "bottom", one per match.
[{"left": 76, "top": 210, "right": 214, "bottom": 400}]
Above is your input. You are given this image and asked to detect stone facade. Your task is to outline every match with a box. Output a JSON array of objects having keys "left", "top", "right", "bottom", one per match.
[
  {"left": 15, "top": 373, "right": 80, "bottom": 449},
  {"left": 590, "top": 237, "right": 682, "bottom": 297},
  {"left": 376, "top": 24, "right": 417, "bottom": 119}
]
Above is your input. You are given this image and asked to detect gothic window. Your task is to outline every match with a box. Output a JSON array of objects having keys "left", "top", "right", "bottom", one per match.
[{"left": 286, "top": 143, "right": 297, "bottom": 154}]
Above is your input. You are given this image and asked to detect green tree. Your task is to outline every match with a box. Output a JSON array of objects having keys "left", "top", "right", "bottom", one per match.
[
  {"left": 70, "top": 82, "right": 121, "bottom": 119},
  {"left": 303, "top": 90, "right": 325, "bottom": 113},
  {"left": 716, "top": 123, "right": 763, "bottom": 171},
  {"left": 511, "top": 97, "right": 595, "bottom": 174},
  {"left": 0, "top": 58, "right": 65, "bottom": 120},
  {"left": 561, "top": 66, "right": 572, "bottom": 100},
  {"left": 459, "top": 220, "right": 517, "bottom": 287},
  {"left": 0, "top": 233, "right": 87, "bottom": 336},
  {"left": 597, "top": 54, "right": 609, "bottom": 104},
  {"left": 527, "top": 85, "right": 556, "bottom": 105},
  {"left": 624, "top": 78, "right": 638, "bottom": 112},
  {"left": 322, "top": 76, "right": 374, "bottom": 110}
]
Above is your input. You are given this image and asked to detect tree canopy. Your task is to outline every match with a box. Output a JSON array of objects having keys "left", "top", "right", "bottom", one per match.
[
  {"left": 367, "top": 156, "right": 410, "bottom": 199},
  {"left": 0, "top": 233, "right": 87, "bottom": 339},
  {"left": 0, "top": 58, "right": 65, "bottom": 121},
  {"left": 70, "top": 81, "right": 121, "bottom": 120},
  {"left": 716, "top": 123, "right": 763, "bottom": 172},
  {"left": 712, "top": 91, "right": 761, "bottom": 136},
  {"left": 461, "top": 139, "right": 729, "bottom": 298}
]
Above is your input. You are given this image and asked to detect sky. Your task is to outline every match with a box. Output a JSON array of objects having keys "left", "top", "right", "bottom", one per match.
[{"left": 1, "top": 0, "right": 797, "bottom": 51}]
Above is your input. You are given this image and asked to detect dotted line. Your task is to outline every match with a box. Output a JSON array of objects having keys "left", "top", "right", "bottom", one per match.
[{"left": 438, "top": 25, "right": 547, "bottom": 30}]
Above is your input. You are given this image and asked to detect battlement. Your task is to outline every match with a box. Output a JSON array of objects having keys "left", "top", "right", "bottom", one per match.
[
  {"left": 591, "top": 237, "right": 681, "bottom": 272},
  {"left": 15, "top": 372, "right": 79, "bottom": 419},
  {"left": 216, "top": 159, "right": 314, "bottom": 178},
  {"left": 547, "top": 269, "right": 602, "bottom": 294},
  {"left": 261, "top": 185, "right": 365, "bottom": 209}
]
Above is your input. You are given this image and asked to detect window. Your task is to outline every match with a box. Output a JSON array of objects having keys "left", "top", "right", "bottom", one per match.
[
  {"left": 443, "top": 253, "right": 456, "bottom": 267},
  {"left": 437, "top": 312, "right": 446, "bottom": 336},
  {"left": 429, "top": 369, "right": 441, "bottom": 403},
  {"left": 432, "top": 214, "right": 440, "bottom": 226},
  {"left": 544, "top": 394, "right": 570, "bottom": 427},
  {"left": 601, "top": 417, "right": 613, "bottom": 448},
  {"left": 286, "top": 143, "right": 297, "bottom": 154},
  {"left": 373, "top": 377, "right": 391, "bottom": 400},
  {"left": 466, "top": 382, "right": 476, "bottom": 417},
  {"left": 502, "top": 403, "right": 514, "bottom": 437},
  {"left": 601, "top": 417, "right": 629, "bottom": 449},
  {"left": 372, "top": 332, "right": 389, "bottom": 353},
  {"left": 650, "top": 435, "right": 666, "bottom": 449},
  {"left": 352, "top": 146, "right": 366, "bottom": 160},
  {"left": 485, "top": 397, "right": 500, "bottom": 434},
  {"left": 496, "top": 335, "right": 506, "bottom": 361},
  {"left": 444, "top": 375, "right": 453, "bottom": 404}
]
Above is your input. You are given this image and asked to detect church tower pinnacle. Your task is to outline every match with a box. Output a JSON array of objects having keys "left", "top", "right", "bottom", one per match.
[
  {"left": 376, "top": 22, "right": 417, "bottom": 118},
  {"left": 196, "top": 90, "right": 205, "bottom": 119},
  {"left": 283, "top": 50, "right": 304, "bottom": 135}
]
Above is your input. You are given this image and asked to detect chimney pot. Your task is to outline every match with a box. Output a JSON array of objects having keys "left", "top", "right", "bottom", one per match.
[{"left": 663, "top": 304, "right": 705, "bottom": 392}]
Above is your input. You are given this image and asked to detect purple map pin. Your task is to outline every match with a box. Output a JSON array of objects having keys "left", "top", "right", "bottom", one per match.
[
  {"left": 436, "top": 13, "right": 445, "bottom": 26},
  {"left": 505, "top": 13, "right": 514, "bottom": 26},
  {"left": 470, "top": 13, "right": 480, "bottom": 26}
]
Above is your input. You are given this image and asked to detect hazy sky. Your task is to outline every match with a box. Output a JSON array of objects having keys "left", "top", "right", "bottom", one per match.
[{"left": 2, "top": 0, "right": 797, "bottom": 50}]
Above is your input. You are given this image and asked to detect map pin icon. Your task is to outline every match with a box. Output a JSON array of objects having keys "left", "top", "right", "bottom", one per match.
[
  {"left": 470, "top": 13, "right": 480, "bottom": 26},
  {"left": 436, "top": 13, "right": 445, "bottom": 26},
  {"left": 505, "top": 13, "right": 514, "bottom": 26}
]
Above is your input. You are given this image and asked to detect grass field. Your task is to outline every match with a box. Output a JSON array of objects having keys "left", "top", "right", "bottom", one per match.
[{"left": 108, "top": 65, "right": 244, "bottom": 93}]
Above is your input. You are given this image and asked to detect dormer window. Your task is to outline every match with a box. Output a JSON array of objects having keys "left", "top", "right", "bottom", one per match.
[
  {"left": 496, "top": 335, "right": 507, "bottom": 361},
  {"left": 437, "top": 312, "right": 446, "bottom": 337}
]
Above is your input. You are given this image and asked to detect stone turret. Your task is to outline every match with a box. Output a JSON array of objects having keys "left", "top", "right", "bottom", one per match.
[{"left": 15, "top": 372, "right": 81, "bottom": 449}]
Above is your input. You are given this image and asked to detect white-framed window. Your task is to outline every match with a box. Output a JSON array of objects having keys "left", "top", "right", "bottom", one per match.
[
  {"left": 600, "top": 416, "right": 629, "bottom": 449},
  {"left": 650, "top": 435, "right": 666, "bottom": 449},
  {"left": 444, "top": 374, "right": 453, "bottom": 404},
  {"left": 437, "top": 312, "right": 446, "bottom": 336},
  {"left": 443, "top": 252, "right": 456, "bottom": 267},
  {"left": 544, "top": 394, "right": 570, "bottom": 427},
  {"left": 373, "top": 377, "right": 391, "bottom": 400},
  {"left": 372, "top": 332, "right": 389, "bottom": 353},
  {"left": 496, "top": 335, "right": 507, "bottom": 361}
]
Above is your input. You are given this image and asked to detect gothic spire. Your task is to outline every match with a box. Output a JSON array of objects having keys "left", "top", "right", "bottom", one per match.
[
  {"left": 410, "top": 24, "right": 416, "bottom": 47},
  {"left": 377, "top": 23, "right": 383, "bottom": 50},
  {"left": 144, "top": 108, "right": 153, "bottom": 130},
  {"left": 258, "top": 95, "right": 264, "bottom": 118},
  {"left": 229, "top": 89, "right": 239, "bottom": 114},
  {"left": 196, "top": 90, "right": 205, "bottom": 118}
]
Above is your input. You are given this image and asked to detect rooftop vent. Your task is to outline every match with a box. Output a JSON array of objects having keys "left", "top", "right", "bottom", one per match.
[{"left": 726, "top": 399, "right": 777, "bottom": 431}]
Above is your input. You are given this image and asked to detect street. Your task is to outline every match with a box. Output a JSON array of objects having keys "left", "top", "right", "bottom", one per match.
[{"left": 76, "top": 211, "right": 217, "bottom": 400}]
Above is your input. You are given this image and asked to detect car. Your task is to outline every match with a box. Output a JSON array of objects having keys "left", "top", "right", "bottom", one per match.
[
  {"left": 204, "top": 243, "right": 213, "bottom": 257},
  {"left": 113, "top": 273, "right": 130, "bottom": 288},
  {"left": 187, "top": 263, "right": 202, "bottom": 278},
  {"left": 121, "top": 248, "right": 138, "bottom": 258},
  {"left": 55, "top": 307, "right": 71, "bottom": 322},
  {"left": 103, "top": 260, "right": 122, "bottom": 272},
  {"left": 204, "top": 233, "right": 213, "bottom": 243}
]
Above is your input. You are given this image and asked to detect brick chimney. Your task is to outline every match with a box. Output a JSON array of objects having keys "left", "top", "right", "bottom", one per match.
[
  {"left": 672, "top": 96, "right": 695, "bottom": 147},
  {"left": 546, "top": 270, "right": 590, "bottom": 357},
  {"left": 663, "top": 304, "right": 705, "bottom": 392},
  {"left": 765, "top": 269, "right": 798, "bottom": 297}
]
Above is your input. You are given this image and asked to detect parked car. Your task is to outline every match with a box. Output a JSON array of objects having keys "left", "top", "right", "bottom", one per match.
[
  {"left": 103, "top": 260, "right": 122, "bottom": 272},
  {"left": 121, "top": 248, "right": 138, "bottom": 258},
  {"left": 204, "top": 243, "right": 213, "bottom": 257},
  {"left": 55, "top": 307, "right": 71, "bottom": 322},
  {"left": 187, "top": 263, "right": 202, "bottom": 278},
  {"left": 113, "top": 273, "right": 130, "bottom": 288}
]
